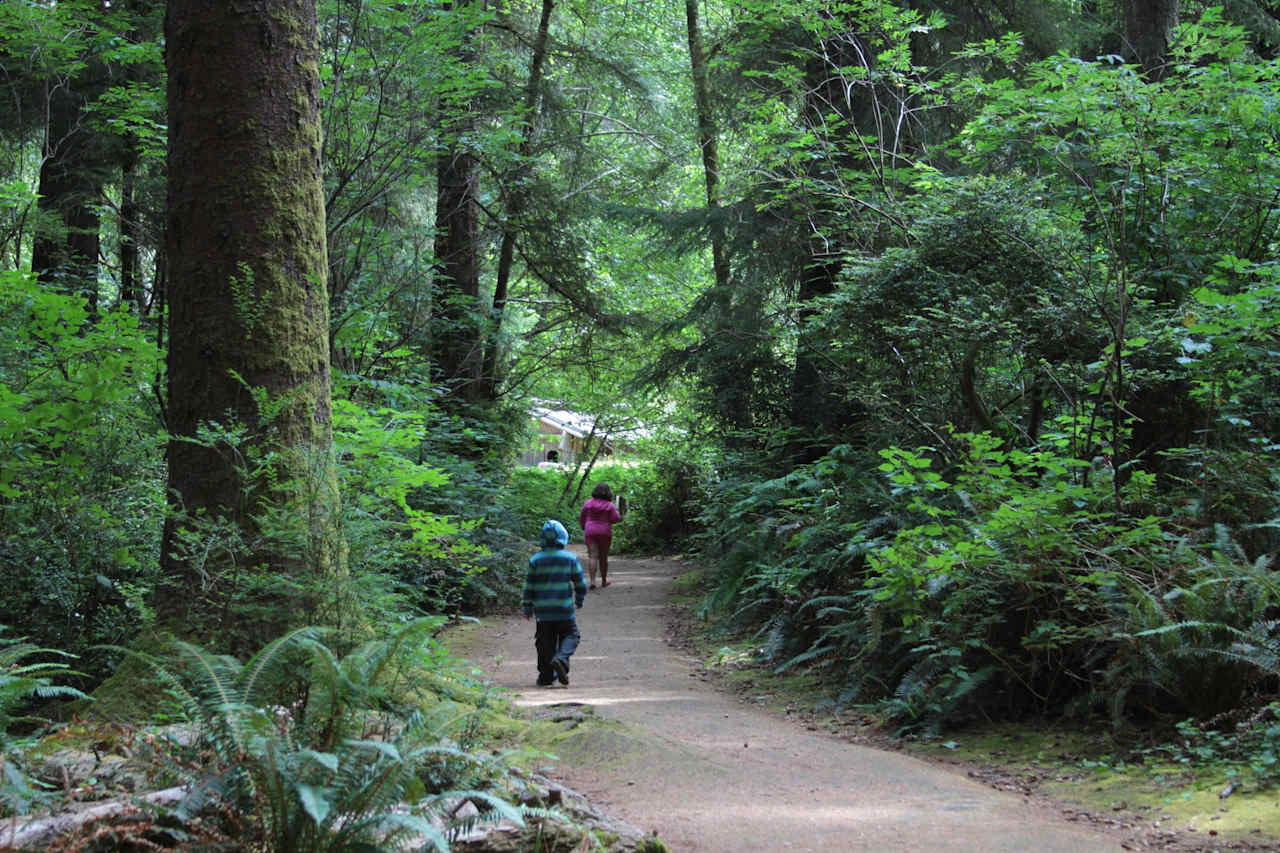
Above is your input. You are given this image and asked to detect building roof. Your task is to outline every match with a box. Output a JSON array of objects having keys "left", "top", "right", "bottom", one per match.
[{"left": 532, "top": 405, "right": 598, "bottom": 439}]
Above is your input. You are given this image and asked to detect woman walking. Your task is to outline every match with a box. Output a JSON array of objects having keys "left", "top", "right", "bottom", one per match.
[{"left": 579, "top": 482, "right": 622, "bottom": 588}]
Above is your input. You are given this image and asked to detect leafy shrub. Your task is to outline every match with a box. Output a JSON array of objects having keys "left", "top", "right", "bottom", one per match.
[
  {"left": 1113, "top": 552, "right": 1280, "bottom": 722},
  {"left": 695, "top": 426, "right": 1280, "bottom": 736},
  {"left": 389, "top": 400, "right": 549, "bottom": 614},
  {"left": 161, "top": 387, "right": 533, "bottom": 647},
  {"left": 505, "top": 466, "right": 569, "bottom": 542},
  {"left": 604, "top": 453, "right": 707, "bottom": 554},
  {"left": 505, "top": 456, "right": 703, "bottom": 555},
  {"left": 688, "top": 443, "right": 890, "bottom": 656},
  {"left": 331, "top": 397, "right": 486, "bottom": 619},
  {"left": 1164, "top": 257, "right": 1280, "bottom": 559},
  {"left": 845, "top": 432, "right": 1178, "bottom": 732},
  {"left": 0, "top": 275, "right": 165, "bottom": 684},
  {"left": 145, "top": 620, "right": 534, "bottom": 850}
]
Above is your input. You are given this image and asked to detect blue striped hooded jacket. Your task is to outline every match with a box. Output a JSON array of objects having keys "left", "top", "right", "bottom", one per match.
[{"left": 522, "top": 519, "right": 587, "bottom": 621}]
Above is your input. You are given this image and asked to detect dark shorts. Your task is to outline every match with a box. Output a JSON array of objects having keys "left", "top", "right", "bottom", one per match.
[{"left": 584, "top": 532, "right": 612, "bottom": 553}]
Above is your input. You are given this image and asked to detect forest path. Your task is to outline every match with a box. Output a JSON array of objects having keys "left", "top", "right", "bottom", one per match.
[{"left": 451, "top": 552, "right": 1122, "bottom": 851}]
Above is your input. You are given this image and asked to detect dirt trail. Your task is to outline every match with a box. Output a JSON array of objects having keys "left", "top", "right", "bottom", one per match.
[{"left": 454, "top": 552, "right": 1123, "bottom": 851}]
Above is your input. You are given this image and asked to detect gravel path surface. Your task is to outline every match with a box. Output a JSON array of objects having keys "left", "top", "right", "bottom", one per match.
[{"left": 456, "top": 552, "right": 1124, "bottom": 852}]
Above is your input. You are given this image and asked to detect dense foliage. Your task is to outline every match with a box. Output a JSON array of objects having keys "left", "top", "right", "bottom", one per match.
[
  {"left": 4, "top": 0, "right": 1280, "bottom": 839},
  {"left": 676, "top": 9, "right": 1280, "bottom": 747}
]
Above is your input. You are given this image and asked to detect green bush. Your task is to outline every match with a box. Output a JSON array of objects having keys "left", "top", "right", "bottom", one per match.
[
  {"left": 691, "top": 426, "right": 1280, "bottom": 736},
  {"left": 1112, "top": 552, "right": 1280, "bottom": 722},
  {"left": 506, "top": 466, "right": 571, "bottom": 542},
  {"left": 0, "top": 275, "right": 165, "bottom": 684},
  {"left": 144, "top": 621, "right": 536, "bottom": 851},
  {"left": 504, "top": 457, "right": 701, "bottom": 555},
  {"left": 331, "top": 396, "right": 490, "bottom": 620},
  {"left": 150, "top": 383, "right": 536, "bottom": 650},
  {"left": 688, "top": 443, "right": 891, "bottom": 655}
]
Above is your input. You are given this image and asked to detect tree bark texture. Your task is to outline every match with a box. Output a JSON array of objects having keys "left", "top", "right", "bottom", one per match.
[
  {"left": 1124, "top": 0, "right": 1179, "bottom": 80},
  {"left": 162, "top": 0, "right": 337, "bottom": 633},
  {"left": 432, "top": 136, "right": 484, "bottom": 398}
]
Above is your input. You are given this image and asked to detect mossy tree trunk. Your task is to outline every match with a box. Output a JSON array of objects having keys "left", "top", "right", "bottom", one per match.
[
  {"left": 432, "top": 128, "right": 484, "bottom": 401},
  {"left": 160, "top": 0, "right": 341, "bottom": 647}
]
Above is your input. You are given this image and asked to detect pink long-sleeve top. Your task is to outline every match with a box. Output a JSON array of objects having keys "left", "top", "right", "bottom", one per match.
[{"left": 579, "top": 497, "right": 622, "bottom": 539}]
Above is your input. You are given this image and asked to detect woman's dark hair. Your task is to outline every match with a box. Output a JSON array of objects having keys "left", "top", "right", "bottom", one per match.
[{"left": 591, "top": 482, "right": 614, "bottom": 501}]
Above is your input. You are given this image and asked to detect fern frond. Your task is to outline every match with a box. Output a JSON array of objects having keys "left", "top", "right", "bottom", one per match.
[
  {"left": 774, "top": 643, "right": 833, "bottom": 674},
  {"left": 1131, "top": 620, "right": 1221, "bottom": 639},
  {"left": 372, "top": 811, "right": 450, "bottom": 851},
  {"left": 29, "top": 683, "right": 87, "bottom": 701},
  {"left": 173, "top": 641, "right": 242, "bottom": 712},
  {"left": 240, "top": 625, "right": 330, "bottom": 706}
]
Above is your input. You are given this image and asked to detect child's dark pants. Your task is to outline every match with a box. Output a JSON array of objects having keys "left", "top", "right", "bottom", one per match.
[{"left": 534, "top": 618, "right": 581, "bottom": 684}]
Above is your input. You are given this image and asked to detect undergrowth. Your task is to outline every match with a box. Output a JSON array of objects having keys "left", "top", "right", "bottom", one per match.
[
  {"left": 689, "top": 430, "right": 1280, "bottom": 749},
  {"left": 3, "top": 620, "right": 556, "bottom": 851}
]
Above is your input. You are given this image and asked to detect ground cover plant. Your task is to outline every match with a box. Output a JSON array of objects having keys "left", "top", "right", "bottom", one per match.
[{"left": 0, "top": 621, "right": 570, "bottom": 850}]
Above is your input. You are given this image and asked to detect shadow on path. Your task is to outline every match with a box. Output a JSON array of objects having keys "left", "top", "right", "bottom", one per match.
[{"left": 457, "top": 552, "right": 1121, "bottom": 852}]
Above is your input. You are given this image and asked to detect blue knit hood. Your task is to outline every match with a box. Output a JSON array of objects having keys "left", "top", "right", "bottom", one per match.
[{"left": 541, "top": 519, "right": 569, "bottom": 547}]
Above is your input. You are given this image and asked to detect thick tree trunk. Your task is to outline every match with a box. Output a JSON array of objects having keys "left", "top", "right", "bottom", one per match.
[
  {"left": 1124, "top": 0, "right": 1179, "bottom": 80},
  {"left": 432, "top": 136, "right": 484, "bottom": 399},
  {"left": 161, "top": 0, "right": 339, "bottom": 643}
]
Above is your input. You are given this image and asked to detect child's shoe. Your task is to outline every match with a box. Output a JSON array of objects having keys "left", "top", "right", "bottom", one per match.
[{"left": 551, "top": 658, "right": 569, "bottom": 685}]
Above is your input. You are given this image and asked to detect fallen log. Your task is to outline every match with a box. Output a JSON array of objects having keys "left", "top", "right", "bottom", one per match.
[{"left": 1, "top": 785, "right": 187, "bottom": 851}]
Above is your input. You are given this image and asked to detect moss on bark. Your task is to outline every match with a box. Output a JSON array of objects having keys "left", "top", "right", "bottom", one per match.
[{"left": 161, "top": 0, "right": 342, "bottom": 647}]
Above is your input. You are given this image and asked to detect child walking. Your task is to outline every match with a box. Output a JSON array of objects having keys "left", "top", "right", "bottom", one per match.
[
  {"left": 522, "top": 519, "right": 587, "bottom": 686},
  {"left": 579, "top": 482, "right": 622, "bottom": 588}
]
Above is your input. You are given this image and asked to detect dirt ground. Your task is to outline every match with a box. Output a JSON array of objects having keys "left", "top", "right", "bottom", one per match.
[{"left": 451, "top": 552, "right": 1266, "bottom": 852}]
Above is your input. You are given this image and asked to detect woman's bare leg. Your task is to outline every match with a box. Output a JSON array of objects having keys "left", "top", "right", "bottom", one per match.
[
  {"left": 599, "top": 546, "right": 610, "bottom": 586},
  {"left": 586, "top": 541, "right": 599, "bottom": 587}
]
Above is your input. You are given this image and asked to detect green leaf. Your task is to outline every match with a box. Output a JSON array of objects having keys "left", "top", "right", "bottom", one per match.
[
  {"left": 300, "top": 749, "right": 340, "bottom": 773},
  {"left": 297, "top": 783, "right": 332, "bottom": 825}
]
